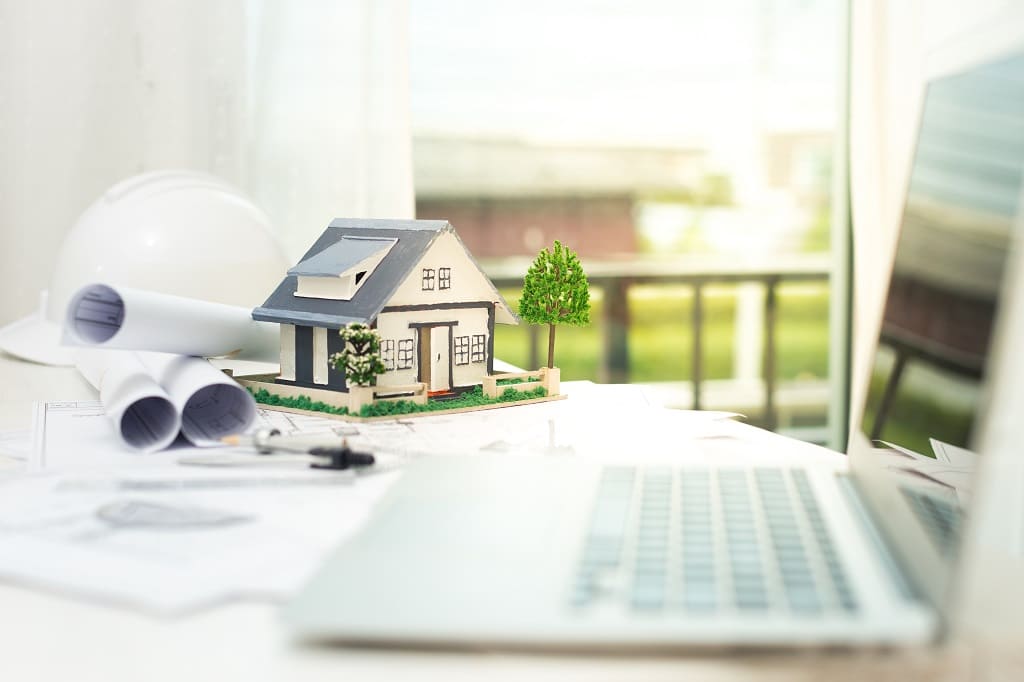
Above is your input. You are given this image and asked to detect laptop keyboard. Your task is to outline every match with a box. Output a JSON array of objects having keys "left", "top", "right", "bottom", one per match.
[{"left": 570, "top": 466, "right": 859, "bottom": 616}]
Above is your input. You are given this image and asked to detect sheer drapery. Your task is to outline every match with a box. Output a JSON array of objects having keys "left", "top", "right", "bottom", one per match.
[{"left": 0, "top": 0, "right": 413, "bottom": 325}]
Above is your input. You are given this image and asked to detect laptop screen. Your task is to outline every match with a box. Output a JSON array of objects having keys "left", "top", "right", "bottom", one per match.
[{"left": 861, "top": 51, "right": 1024, "bottom": 457}]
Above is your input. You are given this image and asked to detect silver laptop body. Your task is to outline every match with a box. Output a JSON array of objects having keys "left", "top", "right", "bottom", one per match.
[{"left": 284, "top": 46, "right": 1024, "bottom": 649}]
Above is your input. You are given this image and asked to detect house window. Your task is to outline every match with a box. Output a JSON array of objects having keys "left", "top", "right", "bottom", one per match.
[
  {"left": 381, "top": 339, "right": 396, "bottom": 371},
  {"left": 471, "top": 334, "right": 486, "bottom": 363},
  {"left": 421, "top": 268, "right": 435, "bottom": 290},
  {"left": 397, "top": 339, "right": 415, "bottom": 369},
  {"left": 454, "top": 335, "right": 470, "bottom": 365},
  {"left": 439, "top": 267, "right": 451, "bottom": 289}
]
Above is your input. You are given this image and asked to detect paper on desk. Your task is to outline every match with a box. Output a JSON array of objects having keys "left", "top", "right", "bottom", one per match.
[
  {"left": 31, "top": 382, "right": 740, "bottom": 475},
  {"left": 868, "top": 440, "right": 976, "bottom": 504},
  {"left": 74, "top": 350, "right": 258, "bottom": 451},
  {"left": 8, "top": 383, "right": 748, "bottom": 615},
  {"left": 137, "top": 352, "right": 256, "bottom": 446},
  {"left": 0, "top": 429, "right": 32, "bottom": 461},
  {"left": 323, "top": 381, "right": 744, "bottom": 463},
  {"left": 75, "top": 349, "right": 181, "bottom": 452},
  {"left": 30, "top": 400, "right": 356, "bottom": 474},
  {"left": 16, "top": 401, "right": 407, "bottom": 615},
  {"left": 877, "top": 440, "right": 935, "bottom": 462},
  {"left": 74, "top": 348, "right": 258, "bottom": 448},
  {"left": 930, "top": 438, "right": 979, "bottom": 468},
  {"left": 0, "top": 471, "right": 398, "bottom": 614},
  {"left": 63, "top": 283, "right": 277, "bottom": 361}
]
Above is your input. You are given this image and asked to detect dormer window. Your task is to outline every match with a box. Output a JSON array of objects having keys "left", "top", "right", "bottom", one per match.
[{"left": 290, "top": 237, "right": 396, "bottom": 301}]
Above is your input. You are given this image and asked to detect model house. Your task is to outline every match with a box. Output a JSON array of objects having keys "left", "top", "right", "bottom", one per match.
[{"left": 252, "top": 218, "right": 518, "bottom": 396}]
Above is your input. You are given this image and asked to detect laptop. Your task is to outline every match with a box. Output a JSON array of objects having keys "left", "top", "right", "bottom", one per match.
[{"left": 283, "top": 47, "right": 1024, "bottom": 649}]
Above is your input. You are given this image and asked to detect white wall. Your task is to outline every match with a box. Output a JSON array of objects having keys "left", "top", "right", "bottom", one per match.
[
  {"left": 848, "top": 0, "right": 1024, "bottom": 435},
  {"left": 373, "top": 230, "right": 512, "bottom": 389},
  {"left": 388, "top": 231, "right": 508, "bottom": 312},
  {"left": 0, "top": 0, "right": 413, "bottom": 327}
]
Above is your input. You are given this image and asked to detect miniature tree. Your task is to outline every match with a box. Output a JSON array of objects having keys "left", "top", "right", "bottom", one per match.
[
  {"left": 331, "top": 322, "right": 386, "bottom": 387},
  {"left": 518, "top": 240, "right": 591, "bottom": 369}
]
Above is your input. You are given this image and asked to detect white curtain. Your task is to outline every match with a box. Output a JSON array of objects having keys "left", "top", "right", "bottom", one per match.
[
  {"left": 246, "top": 0, "right": 414, "bottom": 259},
  {"left": 0, "top": 0, "right": 413, "bottom": 326},
  {"left": 847, "top": 0, "right": 1021, "bottom": 434}
]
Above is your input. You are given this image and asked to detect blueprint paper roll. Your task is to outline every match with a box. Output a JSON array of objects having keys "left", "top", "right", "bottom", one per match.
[
  {"left": 62, "top": 283, "right": 278, "bottom": 361},
  {"left": 74, "top": 349, "right": 181, "bottom": 453},
  {"left": 137, "top": 352, "right": 257, "bottom": 446}
]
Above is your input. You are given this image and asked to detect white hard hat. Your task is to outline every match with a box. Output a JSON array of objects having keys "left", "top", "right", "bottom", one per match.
[{"left": 0, "top": 170, "right": 289, "bottom": 366}]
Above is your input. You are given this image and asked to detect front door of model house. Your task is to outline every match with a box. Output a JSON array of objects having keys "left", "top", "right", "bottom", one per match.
[{"left": 417, "top": 325, "right": 452, "bottom": 393}]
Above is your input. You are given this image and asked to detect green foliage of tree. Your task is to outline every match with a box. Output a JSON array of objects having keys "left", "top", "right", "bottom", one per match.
[
  {"left": 331, "top": 322, "right": 386, "bottom": 387},
  {"left": 518, "top": 240, "right": 591, "bottom": 368}
]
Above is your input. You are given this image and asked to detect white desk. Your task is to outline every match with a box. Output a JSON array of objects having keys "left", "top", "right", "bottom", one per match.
[{"left": 0, "top": 354, "right": 1007, "bottom": 682}]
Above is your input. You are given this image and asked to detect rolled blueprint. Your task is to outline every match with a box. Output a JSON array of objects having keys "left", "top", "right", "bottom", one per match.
[
  {"left": 74, "top": 349, "right": 181, "bottom": 453},
  {"left": 63, "top": 283, "right": 278, "bottom": 361},
  {"left": 137, "top": 352, "right": 257, "bottom": 446}
]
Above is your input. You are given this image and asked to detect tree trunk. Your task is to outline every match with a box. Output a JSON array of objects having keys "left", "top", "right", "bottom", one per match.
[{"left": 547, "top": 323, "right": 556, "bottom": 368}]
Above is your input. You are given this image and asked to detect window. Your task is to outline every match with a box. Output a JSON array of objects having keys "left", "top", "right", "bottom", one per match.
[
  {"left": 381, "top": 339, "right": 396, "bottom": 371},
  {"left": 397, "top": 339, "right": 415, "bottom": 370},
  {"left": 439, "top": 267, "right": 451, "bottom": 289},
  {"left": 411, "top": 2, "right": 848, "bottom": 448},
  {"left": 471, "top": 334, "right": 486, "bottom": 363},
  {"left": 421, "top": 268, "right": 435, "bottom": 290},
  {"left": 454, "top": 335, "right": 470, "bottom": 365}
]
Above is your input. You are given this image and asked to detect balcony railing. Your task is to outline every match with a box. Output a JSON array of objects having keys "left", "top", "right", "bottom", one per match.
[{"left": 482, "top": 253, "right": 833, "bottom": 438}]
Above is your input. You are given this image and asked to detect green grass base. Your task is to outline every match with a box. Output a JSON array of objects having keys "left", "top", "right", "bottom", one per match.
[{"left": 248, "top": 384, "right": 548, "bottom": 419}]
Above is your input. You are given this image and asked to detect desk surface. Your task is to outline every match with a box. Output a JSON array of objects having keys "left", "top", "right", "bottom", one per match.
[{"left": 0, "top": 353, "right": 1013, "bottom": 682}]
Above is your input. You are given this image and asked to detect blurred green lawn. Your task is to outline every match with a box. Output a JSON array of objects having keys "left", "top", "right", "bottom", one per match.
[{"left": 495, "top": 283, "right": 830, "bottom": 383}]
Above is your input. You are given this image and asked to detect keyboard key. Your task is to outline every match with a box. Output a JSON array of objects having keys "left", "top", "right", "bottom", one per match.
[
  {"left": 569, "top": 465, "right": 858, "bottom": 618},
  {"left": 787, "top": 586, "right": 822, "bottom": 613},
  {"left": 631, "top": 583, "right": 666, "bottom": 611},
  {"left": 683, "top": 588, "right": 718, "bottom": 611},
  {"left": 736, "top": 591, "right": 770, "bottom": 610}
]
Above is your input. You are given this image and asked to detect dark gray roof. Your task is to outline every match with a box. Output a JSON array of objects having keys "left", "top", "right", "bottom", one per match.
[
  {"left": 252, "top": 218, "right": 516, "bottom": 329},
  {"left": 287, "top": 236, "right": 396, "bottom": 277}
]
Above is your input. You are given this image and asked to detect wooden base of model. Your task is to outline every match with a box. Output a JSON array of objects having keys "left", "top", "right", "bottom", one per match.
[{"left": 235, "top": 367, "right": 564, "bottom": 423}]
